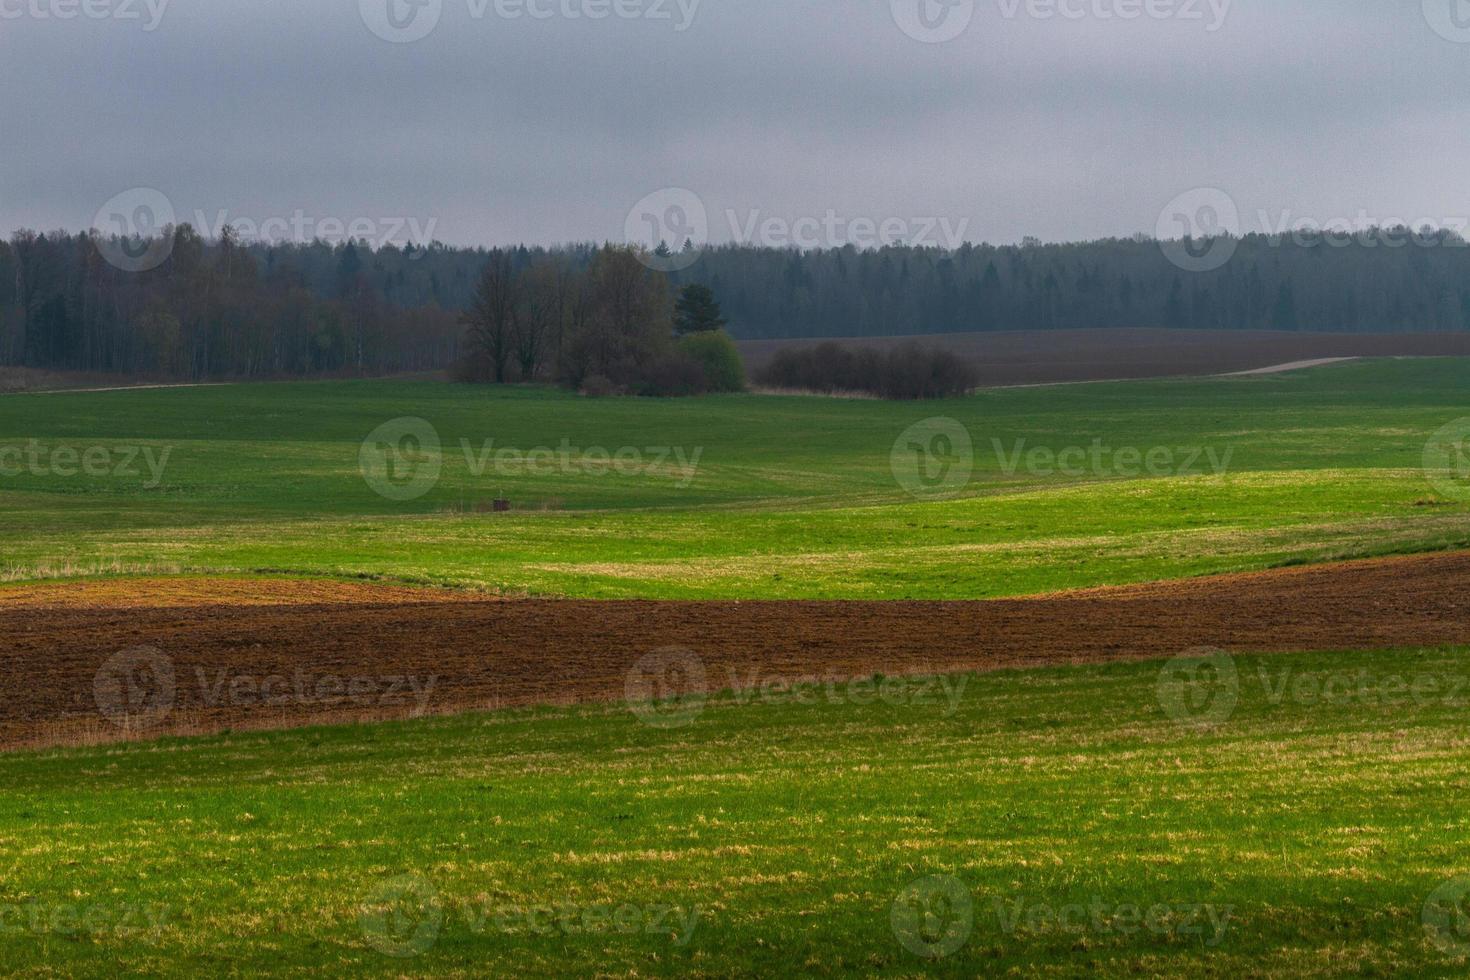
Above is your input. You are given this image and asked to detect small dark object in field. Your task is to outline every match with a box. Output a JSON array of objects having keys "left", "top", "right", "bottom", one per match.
[{"left": 493, "top": 498, "right": 511, "bottom": 513}]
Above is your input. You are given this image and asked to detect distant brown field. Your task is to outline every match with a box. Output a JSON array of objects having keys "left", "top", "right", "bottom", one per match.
[{"left": 737, "top": 328, "right": 1470, "bottom": 386}]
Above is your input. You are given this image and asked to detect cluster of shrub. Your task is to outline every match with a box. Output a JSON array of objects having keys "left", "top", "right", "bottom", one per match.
[
  {"left": 754, "top": 341, "right": 978, "bottom": 399},
  {"left": 455, "top": 246, "right": 745, "bottom": 397}
]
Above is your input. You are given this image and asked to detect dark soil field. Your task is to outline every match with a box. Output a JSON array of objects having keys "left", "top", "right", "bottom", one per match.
[
  {"left": 7, "top": 549, "right": 1470, "bottom": 751},
  {"left": 737, "top": 328, "right": 1470, "bottom": 386}
]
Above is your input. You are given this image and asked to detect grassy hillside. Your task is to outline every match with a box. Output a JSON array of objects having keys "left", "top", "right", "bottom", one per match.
[
  {"left": 6, "top": 360, "right": 1470, "bottom": 978},
  {"left": 1, "top": 358, "right": 1467, "bottom": 596},
  {"left": 4, "top": 645, "right": 1470, "bottom": 976}
]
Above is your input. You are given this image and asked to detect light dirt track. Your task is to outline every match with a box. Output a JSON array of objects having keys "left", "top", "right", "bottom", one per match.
[
  {"left": 4, "top": 551, "right": 1470, "bottom": 750},
  {"left": 1224, "top": 357, "right": 1359, "bottom": 376}
]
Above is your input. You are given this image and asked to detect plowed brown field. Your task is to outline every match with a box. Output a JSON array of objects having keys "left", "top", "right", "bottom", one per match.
[
  {"left": 738, "top": 327, "right": 1470, "bottom": 385},
  {"left": 5, "top": 551, "right": 1470, "bottom": 750}
]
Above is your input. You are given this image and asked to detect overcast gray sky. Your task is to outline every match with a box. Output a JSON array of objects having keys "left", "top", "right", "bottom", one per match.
[{"left": 2, "top": 0, "right": 1468, "bottom": 250}]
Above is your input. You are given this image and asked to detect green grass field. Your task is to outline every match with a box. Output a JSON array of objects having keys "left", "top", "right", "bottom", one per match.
[
  {"left": 5, "top": 358, "right": 1470, "bottom": 977},
  {"left": 2, "top": 357, "right": 1468, "bottom": 596},
  {"left": 5, "top": 646, "right": 1470, "bottom": 976}
]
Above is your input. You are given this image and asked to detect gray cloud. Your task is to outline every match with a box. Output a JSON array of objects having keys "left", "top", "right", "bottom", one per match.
[{"left": 2, "top": 0, "right": 1467, "bottom": 248}]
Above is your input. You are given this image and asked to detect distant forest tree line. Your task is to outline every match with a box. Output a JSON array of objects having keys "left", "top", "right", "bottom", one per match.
[{"left": 3, "top": 226, "right": 1469, "bottom": 379}]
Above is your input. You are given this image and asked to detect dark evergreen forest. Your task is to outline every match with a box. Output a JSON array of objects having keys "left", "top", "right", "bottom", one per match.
[{"left": 4, "top": 225, "right": 1466, "bottom": 379}]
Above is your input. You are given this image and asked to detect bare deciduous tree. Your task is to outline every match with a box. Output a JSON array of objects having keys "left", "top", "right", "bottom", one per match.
[{"left": 461, "top": 250, "right": 517, "bottom": 383}]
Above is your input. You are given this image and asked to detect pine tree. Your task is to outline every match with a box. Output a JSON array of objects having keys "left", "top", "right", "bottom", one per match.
[{"left": 673, "top": 283, "right": 726, "bottom": 335}]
